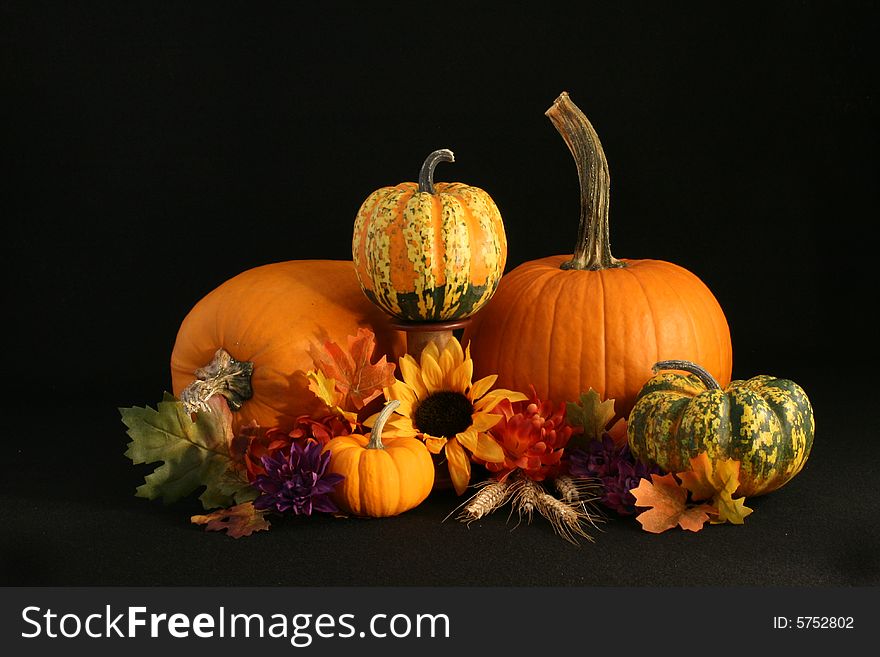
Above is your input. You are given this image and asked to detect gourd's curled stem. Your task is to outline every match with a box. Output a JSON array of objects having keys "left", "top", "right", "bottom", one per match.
[
  {"left": 546, "top": 91, "right": 624, "bottom": 271},
  {"left": 653, "top": 360, "right": 722, "bottom": 390},
  {"left": 367, "top": 399, "right": 402, "bottom": 450},
  {"left": 418, "top": 149, "right": 455, "bottom": 194}
]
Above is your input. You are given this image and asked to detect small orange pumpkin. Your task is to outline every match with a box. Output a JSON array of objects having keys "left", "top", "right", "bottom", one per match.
[{"left": 323, "top": 400, "right": 435, "bottom": 517}]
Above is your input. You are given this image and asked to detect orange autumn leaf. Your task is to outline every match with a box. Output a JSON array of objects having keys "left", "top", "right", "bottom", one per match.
[
  {"left": 607, "top": 417, "right": 628, "bottom": 449},
  {"left": 191, "top": 502, "right": 270, "bottom": 538},
  {"left": 308, "top": 328, "right": 396, "bottom": 411},
  {"left": 678, "top": 452, "right": 726, "bottom": 501},
  {"left": 631, "top": 473, "right": 714, "bottom": 533},
  {"left": 678, "top": 452, "right": 754, "bottom": 525}
]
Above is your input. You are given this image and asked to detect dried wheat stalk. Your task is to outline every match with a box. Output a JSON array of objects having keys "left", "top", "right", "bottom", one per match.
[
  {"left": 535, "top": 487, "right": 597, "bottom": 545},
  {"left": 448, "top": 472, "right": 603, "bottom": 546},
  {"left": 511, "top": 475, "right": 541, "bottom": 527},
  {"left": 446, "top": 478, "right": 512, "bottom": 524}
]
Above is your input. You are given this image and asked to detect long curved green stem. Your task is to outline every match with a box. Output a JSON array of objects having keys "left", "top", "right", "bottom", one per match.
[
  {"left": 546, "top": 92, "right": 624, "bottom": 271},
  {"left": 653, "top": 360, "right": 722, "bottom": 390}
]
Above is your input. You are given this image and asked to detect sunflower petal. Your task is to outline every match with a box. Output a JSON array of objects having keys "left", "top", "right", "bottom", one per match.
[
  {"left": 382, "top": 425, "right": 420, "bottom": 439},
  {"left": 384, "top": 381, "right": 418, "bottom": 417},
  {"left": 445, "top": 438, "right": 472, "bottom": 496},
  {"left": 470, "top": 411, "right": 502, "bottom": 432},
  {"left": 420, "top": 350, "right": 445, "bottom": 393},
  {"left": 424, "top": 435, "right": 448, "bottom": 454},
  {"left": 445, "top": 337, "right": 465, "bottom": 369},
  {"left": 451, "top": 359, "right": 474, "bottom": 394},
  {"left": 439, "top": 347, "right": 457, "bottom": 389},
  {"left": 457, "top": 429, "right": 505, "bottom": 463},
  {"left": 420, "top": 341, "right": 441, "bottom": 367},
  {"left": 370, "top": 414, "right": 419, "bottom": 438},
  {"left": 469, "top": 374, "right": 498, "bottom": 401},
  {"left": 455, "top": 428, "right": 479, "bottom": 453},
  {"left": 475, "top": 432, "right": 506, "bottom": 463},
  {"left": 398, "top": 355, "right": 428, "bottom": 400},
  {"left": 474, "top": 388, "right": 529, "bottom": 412}
]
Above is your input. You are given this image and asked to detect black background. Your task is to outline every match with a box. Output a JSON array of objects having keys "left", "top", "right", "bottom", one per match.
[{"left": 1, "top": 1, "right": 878, "bottom": 589}]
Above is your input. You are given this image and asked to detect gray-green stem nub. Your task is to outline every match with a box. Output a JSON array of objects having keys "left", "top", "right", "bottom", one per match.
[
  {"left": 367, "top": 399, "right": 402, "bottom": 450},
  {"left": 418, "top": 149, "right": 455, "bottom": 194},
  {"left": 652, "top": 360, "right": 722, "bottom": 390},
  {"left": 180, "top": 348, "right": 254, "bottom": 413}
]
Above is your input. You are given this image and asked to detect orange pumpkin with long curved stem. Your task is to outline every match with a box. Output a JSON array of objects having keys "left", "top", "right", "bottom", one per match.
[{"left": 464, "top": 92, "right": 732, "bottom": 419}]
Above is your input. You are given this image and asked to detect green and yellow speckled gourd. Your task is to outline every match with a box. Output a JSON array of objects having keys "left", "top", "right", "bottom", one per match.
[
  {"left": 627, "top": 359, "right": 815, "bottom": 497},
  {"left": 352, "top": 149, "right": 507, "bottom": 322}
]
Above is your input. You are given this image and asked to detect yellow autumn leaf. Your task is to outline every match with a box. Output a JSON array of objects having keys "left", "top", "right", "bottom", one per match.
[
  {"left": 306, "top": 369, "right": 359, "bottom": 425},
  {"left": 712, "top": 492, "right": 754, "bottom": 525},
  {"left": 679, "top": 452, "right": 753, "bottom": 525},
  {"left": 307, "top": 369, "right": 343, "bottom": 410}
]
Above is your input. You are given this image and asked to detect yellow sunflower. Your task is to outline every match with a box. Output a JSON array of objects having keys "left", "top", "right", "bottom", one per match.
[{"left": 378, "top": 336, "right": 528, "bottom": 495}]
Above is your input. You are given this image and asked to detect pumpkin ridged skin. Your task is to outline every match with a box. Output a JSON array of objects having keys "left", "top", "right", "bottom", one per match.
[
  {"left": 352, "top": 180, "right": 507, "bottom": 322},
  {"left": 170, "top": 260, "right": 405, "bottom": 433},
  {"left": 323, "top": 434, "right": 435, "bottom": 517},
  {"left": 627, "top": 370, "right": 814, "bottom": 497},
  {"left": 463, "top": 255, "right": 732, "bottom": 420}
]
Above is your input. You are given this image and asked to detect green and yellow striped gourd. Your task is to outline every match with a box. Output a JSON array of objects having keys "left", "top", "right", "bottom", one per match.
[
  {"left": 352, "top": 149, "right": 507, "bottom": 322},
  {"left": 627, "top": 360, "right": 814, "bottom": 497}
]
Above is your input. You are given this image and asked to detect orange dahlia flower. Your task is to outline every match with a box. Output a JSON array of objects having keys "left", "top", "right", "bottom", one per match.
[{"left": 479, "top": 388, "right": 576, "bottom": 481}]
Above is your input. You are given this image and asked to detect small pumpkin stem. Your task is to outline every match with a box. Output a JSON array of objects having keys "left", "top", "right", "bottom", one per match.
[
  {"left": 180, "top": 348, "right": 254, "bottom": 413},
  {"left": 653, "top": 359, "right": 722, "bottom": 390},
  {"left": 546, "top": 91, "right": 623, "bottom": 271},
  {"left": 367, "top": 399, "right": 401, "bottom": 450},
  {"left": 418, "top": 149, "right": 455, "bottom": 194}
]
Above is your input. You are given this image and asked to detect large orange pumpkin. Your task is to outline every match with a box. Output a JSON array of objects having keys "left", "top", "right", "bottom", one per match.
[
  {"left": 463, "top": 92, "right": 732, "bottom": 419},
  {"left": 170, "top": 260, "right": 405, "bottom": 433}
]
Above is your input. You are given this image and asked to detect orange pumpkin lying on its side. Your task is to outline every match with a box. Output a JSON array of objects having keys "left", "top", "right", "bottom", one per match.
[{"left": 170, "top": 260, "right": 405, "bottom": 434}]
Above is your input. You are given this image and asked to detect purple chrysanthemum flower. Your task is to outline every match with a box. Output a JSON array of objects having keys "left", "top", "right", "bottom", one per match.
[
  {"left": 568, "top": 434, "right": 662, "bottom": 516},
  {"left": 253, "top": 441, "right": 344, "bottom": 516}
]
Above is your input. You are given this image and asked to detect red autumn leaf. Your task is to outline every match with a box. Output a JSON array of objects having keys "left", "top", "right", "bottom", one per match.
[
  {"left": 191, "top": 502, "right": 270, "bottom": 538},
  {"left": 631, "top": 473, "right": 714, "bottom": 533},
  {"left": 309, "top": 328, "right": 396, "bottom": 411}
]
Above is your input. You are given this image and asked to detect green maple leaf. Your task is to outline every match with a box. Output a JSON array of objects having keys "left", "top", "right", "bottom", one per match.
[
  {"left": 121, "top": 393, "right": 254, "bottom": 510},
  {"left": 565, "top": 388, "right": 617, "bottom": 449}
]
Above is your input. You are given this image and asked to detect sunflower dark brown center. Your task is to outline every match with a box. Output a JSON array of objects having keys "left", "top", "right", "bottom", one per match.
[{"left": 413, "top": 391, "right": 474, "bottom": 438}]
